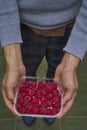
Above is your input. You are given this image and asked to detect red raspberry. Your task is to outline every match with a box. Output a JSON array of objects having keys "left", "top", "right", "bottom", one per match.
[
  {"left": 53, "top": 96, "right": 60, "bottom": 103},
  {"left": 28, "top": 88, "right": 35, "bottom": 96},
  {"left": 53, "top": 102, "right": 60, "bottom": 108},
  {"left": 19, "top": 87, "right": 26, "bottom": 93},
  {"left": 39, "top": 107, "right": 47, "bottom": 114},
  {"left": 31, "top": 82, "right": 37, "bottom": 87},
  {"left": 40, "top": 96, "right": 46, "bottom": 102},
  {"left": 51, "top": 108, "right": 58, "bottom": 115},
  {"left": 41, "top": 89, "right": 46, "bottom": 96},
  {"left": 27, "top": 82, "right": 36, "bottom": 88},
  {"left": 19, "top": 106, "right": 27, "bottom": 113},
  {"left": 47, "top": 109, "right": 52, "bottom": 115},
  {"left": 26, "top": 104, "right": 33, "bottom": 113},
  {"left": 25, "top": 108, "right": 29, "bottom": 114},
  {"left": 24, "top": 86, "right": 30, "bottom": 92},
  {"left": 53, "top": 89, "right": 59, "bottom": 96},
  {"left": 45, "top": 83, "right": 56, "bottom": 92},
  {"left": 47, "top": 100, "right": 52, "bottom": 106},
  {"left": 28, "top": 103, "right": 33, "bottom": 108},
  {"left": 36, "top": 90, "right": 41, "bottom": 98},
  {"left": 17, "top": 97, "right": 24, "bottom": 105},
  {"left": 23, "top": 81, "right": 30, "bottom": 88},
  {"left": 32, "top": 97, "right": 39, "bottom": 104},
  {"left": 21, "top": 92, "right": 26, "bottom": 98},
  {"left": 52, "top": 82, "right": 58, "bottom": 89},
  {"left": 32, "top": 107, "right": 39, "bottom": 114},
  {"left": 41, "top": 102, "right": 47, "bottom": 108},
  {"left": 16, "top": 104, "right": 21, "bottom": 111},
  {"left": 47, "top": 93, "right": 53, "bottom": 99},
  {"left": 38, "top": 82, "right": 45, "bottom": 89},
  {"left": 24, "top": 95, "right": 31, "bottom": 102},
  {"left": 34, "top": 104, "right": 39, "bottom": 108}
]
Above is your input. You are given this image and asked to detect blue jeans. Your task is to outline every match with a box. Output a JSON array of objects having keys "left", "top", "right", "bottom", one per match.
[{"left": 21, "top": 23, "right": 72, "bottom": 120}]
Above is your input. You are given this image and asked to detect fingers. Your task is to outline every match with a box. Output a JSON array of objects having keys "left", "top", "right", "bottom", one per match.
[
  {"left": 54, "top": 65, "right": 78, "bottom": 119},
  {"left": 57, "top": 82, "right": 78, "bottom": 118},
  {"left": 2, "top": 74, "right": 17, "bottom": 101},
  {"left": 62, "top": 85, "right": 77, "bottom": 104},
  {"left": 1, "top": 71, "right": 19, "bottom": 115},
  {"left": 2, "top": 88, "right": 19, "bottom": 116},
  {"left": 57, "top": 92, "right": 77, "bottom": 118}
]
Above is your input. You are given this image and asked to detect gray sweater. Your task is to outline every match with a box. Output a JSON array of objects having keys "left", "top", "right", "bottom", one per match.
[{"left": 0, "top": 0, "right": 87, "bottom": 60}]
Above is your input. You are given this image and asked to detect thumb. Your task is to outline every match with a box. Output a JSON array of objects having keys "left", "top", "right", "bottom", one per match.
[
  {"left": 6, "top": 85, "right": 15, "bottom": 102},
  {"left": 2, "top": 87, "right": 18, "bottom": 115},
  {"left": 54, "top": 64, "right": 63, "bottom": 81},
  {"left": 5, "top": 78, "right": 19, "bottom": 102}
]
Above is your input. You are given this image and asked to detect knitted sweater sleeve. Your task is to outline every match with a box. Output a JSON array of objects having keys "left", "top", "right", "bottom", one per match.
[
  {"left": 63, "top": 0, "right": 87, "bottom": 60},
  {"left": 0, "top": 0, "right": 22, "bottom": 46}
]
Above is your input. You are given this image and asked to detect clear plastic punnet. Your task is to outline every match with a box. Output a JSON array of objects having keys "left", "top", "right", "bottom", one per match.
[{"left": 14, "top": 76, "right": 63, "bottom": 118}]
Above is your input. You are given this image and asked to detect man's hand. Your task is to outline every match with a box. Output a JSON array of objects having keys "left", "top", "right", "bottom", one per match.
[
  {"left": 2, "top": 44, "right": 26, "bottom": 115},
  {"left": 54, "top": 52, "right": 80, "bottom": 118}
]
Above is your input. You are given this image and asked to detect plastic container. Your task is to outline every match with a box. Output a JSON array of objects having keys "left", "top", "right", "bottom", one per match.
[{"left": 14, "top": 76, "right": 62, "bottom": 118}]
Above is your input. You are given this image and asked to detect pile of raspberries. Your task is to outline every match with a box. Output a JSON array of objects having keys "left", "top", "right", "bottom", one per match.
[{"left": 15, "top": 81, "right": 61, "bottom": 116}]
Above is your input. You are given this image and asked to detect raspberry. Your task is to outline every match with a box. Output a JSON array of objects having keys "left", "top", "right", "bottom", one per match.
[
  {"left": 47, "top": 100, "right": 52, "bottom": 106},
  {"left": 21, "top": 92, "right": 26, "bottom": 98},
  {"left": 38, "top": 82, "right": 44, "bottom": 89},
  {"left": 19, "top": 106, "right": 27, "bottom": 113},
  {"left": 47, "top": 109, "right": 52, "bottom": 115},
  {"left": 32, "top": 97, "right": 39, "bottom": 104},
  {"left": 51, "top": 108, "right": 58, "bottom": 115},
  {"left": 28, "top": 88, "right": 35, "bottom": 96},
  {"left": 26, "top": 104, "right": 33, "bottom": 113},
  {"left": 53, "top": 89, "right": 59, "bottom": 96},
  {"left": 40, "top": 107, "right": 47, "bottom": 114},
  {"left": 32, "top": 82, "right": 37, "bottom": 87},
  {"left": 23, "top": 81, "right": 30, "bottom": 88},
  {"left": 41, "top": 89, "right": 46, "bottom": 96},
  {"left": 28, "top": 103, "right": 33, "bottom": 109},
  {"left": 16, "top": 104, "right": 21, "bottom": 111},
  {"left": 45, "top": 83, "right": 56, "bottom": 92},
  {"left": 32, "top": 107, "right": 39, "bottom": 114},
  {"left": 24, "top": 95, "right": 31, "bottom": 102},
  {"left": 53, "top": 102, "right": 60, "bottom": 108},
  {"left": 40, "top": 96, "right": 46, "bottom": 102},
  {"left": 36, "top": 90, "right": 41, "bottom": 98},
  {"left": 30, "top": 82, "right": 37, "bottom": 88},
  {"left": 41, "top": 102, "right": 48, "bottom": 107},
  {"left": 19, "top": 87, "right": 26, "bottom": 93},
  {"left": 53, "top": 96, "right": 60, "bottom": 103},
  {"left": 17, "top": 97, "right": 24, "bottom": 105},
  {"left": 47, "top": 93, "right": 53, "bottom": 99}
]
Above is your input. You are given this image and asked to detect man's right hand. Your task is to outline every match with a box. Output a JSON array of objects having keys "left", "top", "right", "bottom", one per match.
[{"left": 2, "top": 44, "right": 26, "bottom": 115}]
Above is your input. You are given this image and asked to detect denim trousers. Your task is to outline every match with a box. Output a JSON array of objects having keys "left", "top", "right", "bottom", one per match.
[{"left": 21, "top": 23, "right": 72, "bottom": 78}]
